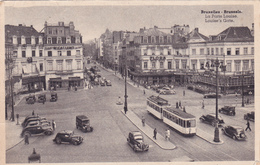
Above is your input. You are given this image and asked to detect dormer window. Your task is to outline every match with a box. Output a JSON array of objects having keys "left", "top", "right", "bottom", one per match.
[
  {"left": 143, "top": 36, "right": 148, "bottom": 43},
  {"left": 66, "top": 36, "right": 71, "bottom": 44},
  {"left": 167, "top": 36, "right": 171, "bottom": 43},
  {"left": 76, "top": 37, "right": 80, "bottom": 43},
  {"left": 159, "top": 36, "right": 163, "bottom": 43},
  {"left": 21, "top": 36, "right": 26, "bottom": 45},
  {"left": 39, "top": 36, "right": 43, "bottom": 45},
  {"left": 47, "top": 37, "right": 52, "bottom": 44},
  {"left": 57, "top": 37, "right": 62, "bottom": 44},
  {"left": 13, "top": 36, "right": 17, "bottom": 45},
  {"left": 218, "top": 35, "right": 221, "bottom": 40},
  {"left": 151, "top": 36, "right": 156, "bottom": 43},
  {"left": 31, "top": 36, "right": 35, "bottom": 45}
]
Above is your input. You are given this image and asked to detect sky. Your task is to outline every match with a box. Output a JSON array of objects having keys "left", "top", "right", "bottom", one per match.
[{"left": 4, "top": 4, "right": 254, "bottom": 42}]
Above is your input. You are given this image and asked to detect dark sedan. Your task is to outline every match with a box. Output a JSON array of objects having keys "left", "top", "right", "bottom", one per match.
[
  {"left": 127, "top": 131, "right": 149, "bottom": 152},
  {"left": 222, "top": 125, "right": 246, "bottom": 140},
  {"left": 199, "top": 113, "right": 224, "bottom": 127},
  {"left": 53, "top": 130, "right": 83, "bottom": 145}
]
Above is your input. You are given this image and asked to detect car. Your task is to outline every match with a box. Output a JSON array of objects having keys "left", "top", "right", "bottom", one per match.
[
  {"left": 76, "top": 115, "right": 93, "bottom": 132},
  {"left": 21, "top": 124, "right": 53, "bottom": 137},
  {"left": 100, "top": 80, "right": 106, "bottom": 86},
  {"left": 244, "top": 111, "right": 254, "bottom": 122},
  {"left": 159, "top": 87, "right": 175, "bottom": 95},
  {"left": 26, "top": 95, "right": 36, "bottom": 104},
  {"left": 23, "top": 117, "right": 48, "bottom": 128},
  {"left": 25, "top": 120, "right": 51, "bottom": 127},
  {"left": 105, "top": 80, "right": 112, "bottom": 86},
  {"left": 203, "top": 93, "right": 221, "bottom": 99},
  {"left": 127, "top": 131, "right": 149, "bottom": 152},
  {"left": 22, "top": 116, "right": 46, "bottom": 127},
  {"left": 53, "top": 130, "right": 83, "bottom": 145},
  {"left": 38, "top": 94, "right": 46, "bottom": 103},
  {"left": 219, "top": 106, "right": 236, "bottom": 116},
  {"left": 50, "top": 92, "right": 58, "bottom": 102},
  {"left": 222, "top": 125, "right": 246, "bottom": 140},
  {"left": 199, "top": 113, "right": 224, "bottom": 127}
]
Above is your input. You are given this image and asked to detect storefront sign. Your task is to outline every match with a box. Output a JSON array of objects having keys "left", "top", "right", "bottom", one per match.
[
  {"left": 150, "top": 56, "right": 166, "bottom": 61},
  {"left": 45, "top": 46, "right": 82, "bottom": 50}
]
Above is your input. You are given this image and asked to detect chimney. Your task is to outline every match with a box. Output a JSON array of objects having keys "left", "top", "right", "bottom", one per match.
[
  {"left": 195, "top": 28, "right": 199, "bottom": 32},
  {"left": 154, "top": 25, "right": 158, "bottom": 29},
  {"left": 31, "top": 25, "right": 33, "bottom": 28},
  {"left": 139, "top": 28, "right": 144, "bottom": 33}
]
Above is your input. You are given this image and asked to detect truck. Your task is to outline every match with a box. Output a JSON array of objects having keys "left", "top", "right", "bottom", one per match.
[{"left": 76, "top": 115, "right": 93, "bottom": 132}]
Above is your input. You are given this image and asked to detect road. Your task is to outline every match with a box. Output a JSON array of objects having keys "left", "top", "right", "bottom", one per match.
[{"left": 6, "top": 63, "right": 255, "bottom": 163}]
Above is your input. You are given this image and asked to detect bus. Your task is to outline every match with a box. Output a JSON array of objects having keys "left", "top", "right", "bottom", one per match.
[
  {"left": 147, "top": 95, "right": 196, "bottom": 136},
  {"left": 147, "top": 95, "right": 170, "bottom": 119}
]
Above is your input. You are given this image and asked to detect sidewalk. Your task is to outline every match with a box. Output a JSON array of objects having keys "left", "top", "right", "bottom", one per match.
[
  {"left": 196, "top": 128, "right": 224, "bottom": 145},
  {"left": 121, "top": 109, "right": 176, "bottom": 150}
]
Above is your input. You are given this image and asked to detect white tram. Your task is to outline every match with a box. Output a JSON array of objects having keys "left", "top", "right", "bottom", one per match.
[
  {"left": 147, "top": 95, "right": 196, "bottom": 136},
  {"left": 147, "top": 95, "right": 170, "bottom": 119}
]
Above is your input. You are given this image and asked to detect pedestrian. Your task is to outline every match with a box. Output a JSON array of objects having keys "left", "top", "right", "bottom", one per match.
[
  {"left": 202, "top": 99, "right": 205, "bottom": 109},
  {"left": 142, "top": 116, "right": 145, "bottom": 126},
  {"left": 179, "top": 101, "right": 181, "bottom": 107},
  {"left": 167, "top": 129, "right": 170, "bottom": 140},
  {"left": 32, "top": 110, "right": 35, "bottom": 116},
  {"left": 183, "top": 106, "right": 186, "bottom": 113},
  {"left": 176, "top": 102, "right": 179, "bottom": 109},
  {"left": 24, "top": 134, "right": 29, "bottom": 145},
  {"left": 245, "top": 120, "right": 251, "bottom": 131},
  {"left": 75, "top": 85, "right": 77, "bottom": 91},
  {"left": 183, "top": 90, "right": 185, "bottom": 96},
  {"left": 52, "top": 120, "right": 56, "bottom": 131},
  {"left": 143, "top": 89, "right": 146, "bottom": 95},
  {"left": 153, "top": 128, "right": 157, "bottom": 140}
]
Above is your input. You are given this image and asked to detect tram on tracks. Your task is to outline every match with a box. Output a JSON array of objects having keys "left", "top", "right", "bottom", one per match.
[{"left": 147, "top": 95, "right": 196, "bottom": 136}]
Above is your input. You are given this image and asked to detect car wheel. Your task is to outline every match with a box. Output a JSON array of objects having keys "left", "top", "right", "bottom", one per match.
[
  {"left": 72, "top": 141, "right": 78, "bottom": 145},
  {"left": 232, "top": 135, "right": 236, "bottom": 140},
  {"left": 45, "top": 131, "right": 52, "bottom": 136},
  {"left": 24, "top": 131, "right": 31, "bottom": 137},
  {"left": 56, "top": 138, "right": 61, "bottom": 144}
]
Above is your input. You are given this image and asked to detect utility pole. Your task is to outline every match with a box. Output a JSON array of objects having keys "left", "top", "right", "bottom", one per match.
[
  {"left": 213, "top": 58, "right": 220, "bottom": 142},
  {"left": 123, "top": 46, "right": 128, "bottom": 114}
]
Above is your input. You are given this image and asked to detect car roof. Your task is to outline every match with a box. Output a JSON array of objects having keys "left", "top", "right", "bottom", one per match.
[
  {"left": 229, "top": 125, "right": 243, "bottom": 129},
  {"left": 59, "top": 130, "right": 73, "bottom": 134},
  {"left": 130, "top": 131, "right": 142, "bottom": 136}
]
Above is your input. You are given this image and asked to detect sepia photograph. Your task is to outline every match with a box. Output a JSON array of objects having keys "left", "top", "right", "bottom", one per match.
[{"left": 2, "top": 1, "right": 258, "bottom": 164}]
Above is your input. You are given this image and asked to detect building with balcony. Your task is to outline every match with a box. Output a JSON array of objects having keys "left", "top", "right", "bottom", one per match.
[{"left": 43, "top": 21, "right": 84, "bottom": 90}]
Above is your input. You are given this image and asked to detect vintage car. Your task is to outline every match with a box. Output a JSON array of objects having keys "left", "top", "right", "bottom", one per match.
[
  {"left": 219, "top": 106, "right": 236, "bottom": 116},
  {"left": 76, "top": 115, "right": 93, "bottom": 132},
  {"left": 23, "top": 117, "right": 47, "bottom": 128},
  {"left": 244, "top": 111, "right": 254, "bottom": 122},
  {"left": 127, "top": 131, "right": 149, "bottom": 152},
  {"left": 25, "top": 120, "right": 50, "bottom": 127},
  {"left": 53, "top": 130, "right": 83, "bottom": 145},
  {"left": 38, "top": 94, "right": 46, "bottom": 103},
  {"left": 22, "top": 115, "right": 44, "bottom": 127},
  {"left": 199, "top": 113, "right": 224, "bottom": 127},
  {"left": 50, "top": 92, "right": 58, "bottom": 102},
  {"left": 21, "top": 124, "right": 53, "bottom": 137},
  {"left": 159, "top": 87, "right": 175, "bottom": 95},
  {"left": 222, "top": 125, "right": 246, "bottom": 140},
  {"left": 203, "top": 93, "right": 221, "bottom": 99},
  {"left": 105, "top": 80, "right": 112, "bottom": 86},
  {"left": 26, "top": 95, "right": 36, "bottom": 104}
]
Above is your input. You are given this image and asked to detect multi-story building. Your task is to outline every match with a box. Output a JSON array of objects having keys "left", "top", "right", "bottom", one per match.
[
  {"left": 43, "top": 21, "right": 84, "bottom": 90},
  {"left": 5, "top": 24, "right": 45, "bottom": 94}
]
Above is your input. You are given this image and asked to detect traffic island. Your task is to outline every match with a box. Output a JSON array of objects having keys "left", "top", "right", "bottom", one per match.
[{"left": 196, "top": 128, "right": 224, "bottom": 145}]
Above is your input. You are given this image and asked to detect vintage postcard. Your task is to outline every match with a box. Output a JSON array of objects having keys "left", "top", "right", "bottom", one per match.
[{"left": 1, "top": 1, "right": 259, "bottom": 165}]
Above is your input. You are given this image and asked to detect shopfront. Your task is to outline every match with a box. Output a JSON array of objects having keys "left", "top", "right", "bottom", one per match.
[{"left": 21, "top": 76, "right": 45, "bottom": 94}]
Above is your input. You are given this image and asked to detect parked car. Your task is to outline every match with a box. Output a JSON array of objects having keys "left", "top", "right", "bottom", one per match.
[
  {"left": 244, "top": 111, "right": 254, "bottom": 122},
  {"left": 203, "top": 93, "right": 221, "bottom": 99},
  {"left": 105, "top": 80, "right": 112, "bottom": 86},
  {"left": 50, "top": 92, "right": 58, "bottom": 102},
  {"left": 23, "top": 117, "right": 47, "bottom": 128},
  {"left": 25, "top": 120, "right": 50, "bottom": 127},
  {"left": 199, "top": 113, "right": 224, "bottom": 127},
  {"left": 21, "top": 124, "right": 53, "bottom": 137},
  {"left": 76, "top": 115, "right": 93, "bottom": 132},
  {"left": 222, "top": 125, "right": 246, "bottom": 140},
  {"left": 159, "top": 87, "right": 176, "bottom": 95},
  {"left": 100, "top": 80, "right": 106, "bottom": 86},
  {"left": 53, "top": 130, "right": 83, "bottom": 145},
  {"left": 127, "top": 131, "right": 149, "bottom": 152},
  {"left": 26, "top": 95, "right": 36, "bottom": 104},
  {"left": 22, "top": 115, "right": 39, "bottom": 127},
  {"left": 219, "top": 106, "right": 236, "bottom": 116},
  {"left": 38, "top": 94, "right": 46, "bottom": 103}
]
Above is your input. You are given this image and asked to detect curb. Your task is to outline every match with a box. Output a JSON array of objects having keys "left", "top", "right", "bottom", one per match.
[
  {"left": 6, "top": 138, "right": 24, "bottom": 152},
  {"left": 196, "top": 134, "right": 224, "bottom": 145}
]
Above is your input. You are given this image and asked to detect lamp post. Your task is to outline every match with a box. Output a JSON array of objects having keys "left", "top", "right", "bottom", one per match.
[
  {"left": 213, "top": 58, "right": 220, "bottom": 142},
  {"left": 123, "top": 46, "right": 128, "bottom": 114},
  {"left": 241, "top": 71, "right": 245, "bottom": 107}
]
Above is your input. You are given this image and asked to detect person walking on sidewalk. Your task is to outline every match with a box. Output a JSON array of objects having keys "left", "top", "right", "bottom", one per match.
[
  {"left": 202, "top": 99, "right": 205, "bottom": 109},
  {"left": 153, "top": 128, "right": 157, "bottom": 140},
  {"left": 32, "top": 110, "right": 35, "bottom": 116},
  {"left": 142, "top": 116, "right": 145, "bottom": 126},
  {"left": 245, "top": 120, "right": 251, "bottom": 131},
  {"left": 165, "top": 129, "right": 170, "bottom": 141},
  {"left": 143, "top": 89, "right": 146, "bottom": 95},
  {"left": 52, "top": 120, "right": 56, "bottom": 131},
  {"left": 24, "top": 135, "right": 29, "bottom": 145}
]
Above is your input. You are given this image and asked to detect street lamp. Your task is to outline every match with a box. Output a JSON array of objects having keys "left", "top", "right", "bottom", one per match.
[
  {"left": 213, "top": 58, "right": 220, "bottom": 142},
  {"left": 241, "top": 71, "right": 245, "bottom": 107},
  {"left": 123, "top": 46, "right": 128, "bottom": 114}
]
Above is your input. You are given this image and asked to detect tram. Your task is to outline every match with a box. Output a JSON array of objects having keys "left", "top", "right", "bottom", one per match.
[
  {"left": 147, "top": 95, "right": 170, "bottom": 119},
  {"left": 147, "top": 95, "right": 196, "bottom": 136}
]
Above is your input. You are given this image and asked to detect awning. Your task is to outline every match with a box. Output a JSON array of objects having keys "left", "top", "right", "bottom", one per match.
[{"left": 22, "top": 65, "right": 28, "bottom": 74}]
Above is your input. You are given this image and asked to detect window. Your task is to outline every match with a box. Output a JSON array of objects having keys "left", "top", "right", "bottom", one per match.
[
  {"left": 66, "top": 61, "right": 72, "bottom": 70},
  {"left": 13, "top": 51, "right": 17, "bottom": 57},
  {"left": 220, "top": 48, "right": 224, "bottom": 55},
  {"left": 77, "top": 61, "right": 81, "bottom": 70},
  {"left": 227, "top": 48, "right": 231, "bottom": 55},
  {"left": 175, "top": 60, "right": 179, "bottom": 69},
  {"left": 143, "top": 37, "right": 148, "bottom": 43},
  {"left": 22, "top": 51, "right": 26, "bottom": 57},
  {"left": 207, "top": 48, "right": 210, "bottom": 55},
  {"left": 160, "top": 62, "right": 164, "bottom": 68},
  {"left": 76, "top": 50, "right": 80, "bottom": 56},
  {"left": 159, "top": 36, "right": 163, "bottom": 43},
  {"left": 48, "top": 51, "right": 52, "bottom": 57},
  {"left": 168, "top": 61, "right": 172, "bottom": 69},
  {"left": 32, "top": 50, "right": 35, "bottom": 57},
  {"left": 66, "top": 37, "right": 71, "bottom": 44},
  {"left": 251, "top": 47, "right": 254, "bottom": 54},
  {"left": 56, "top": 61, "right": 63, "bottom": 71},
  {"left": 160, "top": 49, "right": 163, "bottom": 55},
  {"left": 152, "top": 50, "right": 155, "bottom": 55},
  {"left": 48, "top": 28, "right": 52, "bottom": 34},
  {"left": 167, "top": 36, "right": 171, "bottom": 43},
  {"left": 227, "top": 62, "right": 231, "bottom": 72},
  {"left": 47, "top": 37, "right": 52, "bottom": 44},
  {"left": 235, "top": 48, "right": 240, "bottom": 55},
  {"left": 151, "top": 36, "right": 155, "bottom": 43},
  {"left": 58, "top": 51, "right": 62, "bottom": 56},
  {"left": 39, "top": 50, "right": 42, "bottom": 57},
  {"left": 235, "top": 61, "right": 241, "bottom": 72},
  {"left": 192, "top": 49, "right": 196, "bottom": 55},
  {"left": 200, "top": 63, "right": 204, "bottom": 69},
  {"left": 200, "top": 48, "right": 204, "bottom": 55},
  {"left": 143, "top": 49, "right": 147, "bottom": 56},
  {"left": 152, "top": 62, "right": 156, "bottom": 68},
  {"left": 47, "top": 61, "right": 53, "bottom": 71},
  {"left": 251, "top": 60, "right": 254, "bottom": 70},
  {"left": 39, "top": 63, "right": 43, "bottom": 71},
  {"left": 211, "top": 48, "right": 214, "bottom": 55},
  {"left": 57, "top": 37, "right": 62, "bottom": 44},
  {"left": 144, "top": 62, "right": 148, "bottom": 69},
  {"left": 76, "top": 37, "right": 80, "bottom": 43},
  {"left": 243, "top": 61, "right": 249, "bottom": 71},
  {"left": 216, "top": 48, "right": 219, "bottom": 55},
  {"left": 244, "top": 48, "right": 248, "bottom": 55},
  {"left": 176, "top": 50, "right": 179, "bottom": 55},
  {"left": 67, "top": 51, "right": 71, "bottom": 56},
  {"left": 182, "top": 60, "right": 187, "bottom": 69}
]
